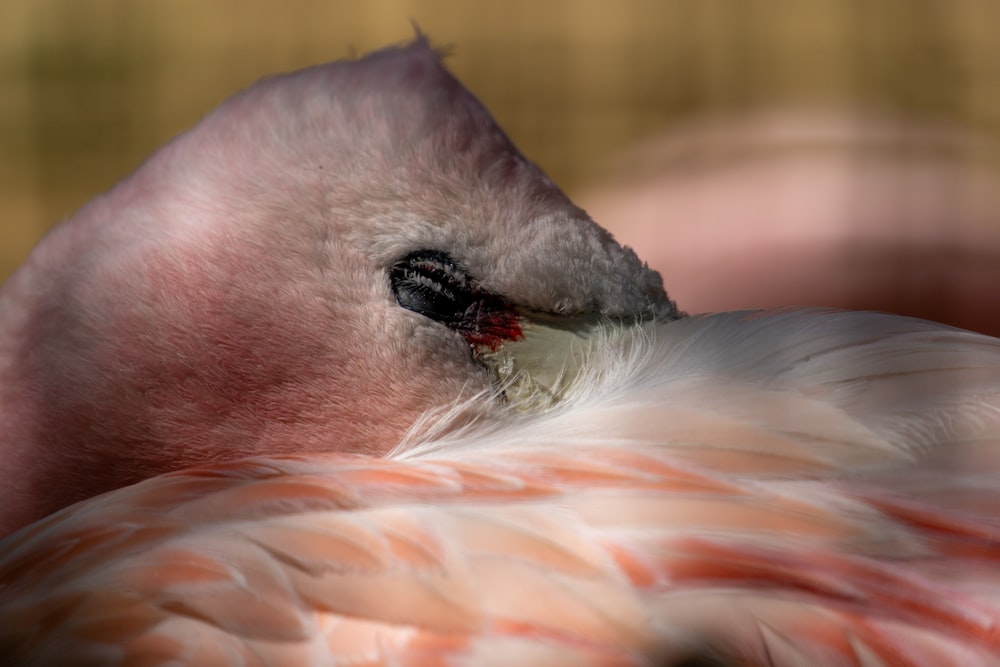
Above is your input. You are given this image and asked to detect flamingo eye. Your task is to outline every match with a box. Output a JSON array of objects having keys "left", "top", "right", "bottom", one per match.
[
  {"left": 390, "top": 250, "right": 478, "bottom": 325},
  {"left": 389, "top": 250, "right": 523, "bottom": 351}
]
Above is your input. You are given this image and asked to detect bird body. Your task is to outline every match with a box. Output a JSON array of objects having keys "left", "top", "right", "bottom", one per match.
[
  {"left": 2, "top": 37, "right": 1000, "bottom": 666},
  {"left": 4, "top": 310, "right": 1000, "bottom": 665}
]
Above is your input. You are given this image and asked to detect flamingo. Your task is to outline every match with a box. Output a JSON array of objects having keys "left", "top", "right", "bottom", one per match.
[{"left": 2, "top": 38, "right": 1000, "bottom": 666}]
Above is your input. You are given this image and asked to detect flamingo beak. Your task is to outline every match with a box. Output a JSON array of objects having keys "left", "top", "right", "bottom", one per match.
[{"left": 476, "top": 310, "right": 655, "bottom": 411}]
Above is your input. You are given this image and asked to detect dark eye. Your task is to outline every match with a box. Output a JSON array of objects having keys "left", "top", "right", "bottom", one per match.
[
  {"left": 389, "top": 250, "right": 523, "bottom": 350},
  {"left": 389, "top": 250, "right": 479, "bottom": 326}
]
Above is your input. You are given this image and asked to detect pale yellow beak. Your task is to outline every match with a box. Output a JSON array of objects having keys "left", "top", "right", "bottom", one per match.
[{"left": 477, "top": 312, "right": 653, "bottom": 411}]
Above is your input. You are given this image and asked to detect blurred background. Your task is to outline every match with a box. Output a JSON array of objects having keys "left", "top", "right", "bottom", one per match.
[{"left": 3, "top": 0, "right": 1000, "bottom": 332}]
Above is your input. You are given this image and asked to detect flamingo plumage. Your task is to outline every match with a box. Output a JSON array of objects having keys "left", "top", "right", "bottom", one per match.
[
  {"left": 2, "top": 39, "right": 1000, "bottom": 667},
  {"left": 4, "top": 312, "right": 1000, "bottom": 665}
]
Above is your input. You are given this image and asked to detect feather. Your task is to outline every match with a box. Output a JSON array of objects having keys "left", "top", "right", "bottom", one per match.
[{"left": 4, "top": 310, "right": 1000, "bottom": 665}]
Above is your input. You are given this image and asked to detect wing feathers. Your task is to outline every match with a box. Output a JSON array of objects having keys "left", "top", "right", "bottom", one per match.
[{"left": 5, "top": 311, "right": 1000, "bottom": 665}]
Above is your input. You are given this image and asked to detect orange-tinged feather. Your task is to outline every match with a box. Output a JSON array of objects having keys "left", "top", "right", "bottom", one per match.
[{"left": 5, "top": 445, "right": 1000, "bottom": 665}]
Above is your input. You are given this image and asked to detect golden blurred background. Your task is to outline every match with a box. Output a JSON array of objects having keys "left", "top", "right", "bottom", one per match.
[{"left": 3, "top": 0, "right": 1000, "bottom": 330}]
